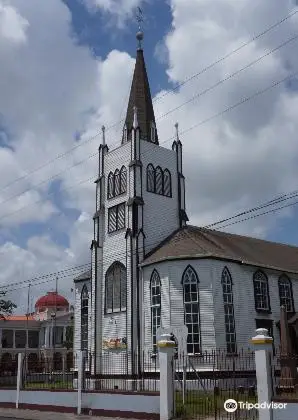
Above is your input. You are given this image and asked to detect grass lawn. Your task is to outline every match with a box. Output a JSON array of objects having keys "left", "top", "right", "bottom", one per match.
[
  {"left": 24, "top": 381, "right": 74, "bottom": 390},
  {"left": 175, "top": 390, "right": 258, "bottom": 419}
]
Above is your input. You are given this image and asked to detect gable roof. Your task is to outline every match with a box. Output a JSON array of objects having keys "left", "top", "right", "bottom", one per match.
[
  {"left": 74, "top": 269, "right": 91, "bottom": 283},
  {"left": 141, "top": 225, "right": 298, "bottom": 274}
]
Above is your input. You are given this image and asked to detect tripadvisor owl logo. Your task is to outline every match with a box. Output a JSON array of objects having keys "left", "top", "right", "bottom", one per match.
[{"left": 224, "top": 399, "right": 238, "bottom": 413}]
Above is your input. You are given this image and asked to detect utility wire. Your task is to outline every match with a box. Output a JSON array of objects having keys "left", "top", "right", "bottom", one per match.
[{"left": 0, "top": 9, "right": 296, "bottom": 195}]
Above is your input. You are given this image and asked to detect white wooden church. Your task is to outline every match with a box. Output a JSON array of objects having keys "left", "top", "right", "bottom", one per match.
[{"left": 73, "top": 30, "right": 298, "bottom": 374}]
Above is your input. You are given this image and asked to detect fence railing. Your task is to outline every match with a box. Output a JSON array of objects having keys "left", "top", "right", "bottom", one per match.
[{"left": 272, "top": 352, "right": 298, "bottom": 400}]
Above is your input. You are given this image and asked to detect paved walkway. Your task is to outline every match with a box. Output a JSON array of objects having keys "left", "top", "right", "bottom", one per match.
[{"left": 0, "top": 408, "right": 149, "bottom": 420}]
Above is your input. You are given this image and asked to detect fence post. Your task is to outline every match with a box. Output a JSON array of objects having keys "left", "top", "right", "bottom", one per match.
[
  {"left": 158, "top": 333, "right": 175, "bottom": 420},
  {"left": 250, "top": 328, "right": 273, "bottom": 420},
  {"left": 16, "top": 353, "right": 24, "bottom": 409},
  {"left": 77, "top": 351, "right": 85, "bottom": 415}
]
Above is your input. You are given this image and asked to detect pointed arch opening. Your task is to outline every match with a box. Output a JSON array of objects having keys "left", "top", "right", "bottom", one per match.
[
  {"left": 120, "top": 166, "right": 127, "bottom": 194},
  {"left": 155, "top": 166, "right": 163, "bottom": 195},
  {"left": 182, "top": 265, "right": 200, "bottom": 354},
  {"left": 278, "top": 274, "right": 294, "bottom": 313},
  {"left": 107, "top": 172, "right": 114, "bottom": 199},
  {"left": 147, "top": 164, "right": 155, "bottom": 193},
  {"left": 81, "top": 285, "right": 89, "bottom": 351},
  {"left": 163, "top": 169, "right": 172, "bottom": 197},
  {"left": 221, "top": 267, "right": 237, "bottom": 354},
  {"left": 253, "top": 270, "right": 270, "bottom": 312},
  {"left": 150, "top": 270, "right": 161, "bottom": 354},
  {"left": 114, "top": 169, "right": 120, "bottom": 196},
  {"left": 105, "top": 262, "right": 127, "bottom": 313}
]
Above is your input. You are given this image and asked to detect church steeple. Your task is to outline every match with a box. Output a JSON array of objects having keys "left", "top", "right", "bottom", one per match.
[{"left": 122, "top": 30, "right": 158, "bottom": 144}]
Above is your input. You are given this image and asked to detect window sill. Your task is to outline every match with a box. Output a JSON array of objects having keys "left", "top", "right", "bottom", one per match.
[
  {"left": 255, "top": 309, "right": 272, "bottom": 314},
  {"left": 104, "top": 309, "right": 127, "bottom": 316},
  {"left": 107, "top": 227, "right": 126, "bottom": 235},
  {"left": 147, "top": 190, "right": 172, "bottom": 198},
  {"left": 107, "top": 192, "right": 127, "bottom": 201}
]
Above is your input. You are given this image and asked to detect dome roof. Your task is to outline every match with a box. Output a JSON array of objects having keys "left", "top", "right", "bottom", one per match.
[{"left": 35, "top": 291, "right": 69, "bottom": 310}]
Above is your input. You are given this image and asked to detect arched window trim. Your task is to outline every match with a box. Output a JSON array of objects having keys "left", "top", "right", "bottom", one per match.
[
  {"left": 163, "top": 169, "right": 172, "bottom": 197},
  {"left": 278, "top": 274, "right": 295, "bottom": 313},
  {"left": 221, "top": 267, "right": 237, "bottom": 354},
  {"left": 81, "top": 285, "right": 89, "bottom": 352},
  {"left": 253, "top": 270, "right": 271, "bottom": 313},
  {"left": 105, "top": 261, "right": 127, "bottom": 314},
  {"left": 119, "top": 166, "right": 127, "bottom": 195},
  {"left": 155, "top": 166, "right": 164, "bottom": 195},
  {"left": 146, "top": 164, "right": 155, "bottom": 193},
  {"left": 107, "top": 172, "right": 114, "bottom": 199},
  {"left": 114, "top": 169, "right": 120, "bottom": 196},
  {"left": 150, "top": 270, "right": 161, "bottom": 354},
  {"left": 182, "top": 265, "right": 201, "bottom": 355}
]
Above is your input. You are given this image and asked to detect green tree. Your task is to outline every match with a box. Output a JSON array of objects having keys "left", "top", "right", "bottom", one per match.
[
  {"left": 63, "top": 324, "right": 74, "bottom": 350},
  {"left": 0, "top": 291, "right": 17, "bottom": 319}
]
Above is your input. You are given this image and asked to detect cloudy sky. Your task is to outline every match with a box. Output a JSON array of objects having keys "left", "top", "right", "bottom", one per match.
[{"left": 1, "top": 0, "right": 298, "bottom": 312}]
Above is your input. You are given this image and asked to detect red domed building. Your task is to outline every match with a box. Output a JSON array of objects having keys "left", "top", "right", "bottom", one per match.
[{"left": 0, "top": 291, "right": 74, "bottom": 373}]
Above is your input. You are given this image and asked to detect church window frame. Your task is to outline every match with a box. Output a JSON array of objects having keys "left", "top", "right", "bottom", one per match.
[
  {"left": 182, "top": 265, "right": 201, "bottom": 355},
  {"left": 163, "top": 169, "right": 172, "bottom": 197},
  {"left": 119, "top": 166, "right": 127, "bottom": 194},
  {"left": 108, "top": 202, "right": 126, "bottom": 233},
  {"left": 114, "top": 169, "right": 120, "bottom": 196},
  {"left": 81, "top": 285, "right": 89, "bottom": 351},
  {"left": 147, "top": 164, "right": 155, "bottom": 193},
  {"left": 278, "top": 274, "right": 295, "bottom": 313},
  {"left": 221, "top": 267, "right": 237, "bottom": 354},
  {"left": 150, "top": 270, "right": 161, "bottom": 354},
  {"left": 105, "top": 262, "right": 127, "bottom": 314},
  {"left": 155, "top": 166, "right": 163, "bottom": 195},
  {"left": 107, "top": 172, "right": 114, "bottom": 199},
  {"left": 253, "top": 270, "right": 271, "bottom": 313}
]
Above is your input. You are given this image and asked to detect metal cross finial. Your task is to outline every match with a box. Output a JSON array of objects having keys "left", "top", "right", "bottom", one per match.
[
  {"left": 136, "top": 7, "right": 144, "bottom": 49},
  {"left": 102, "top": 125, "right": 106, "bottom": 145}
]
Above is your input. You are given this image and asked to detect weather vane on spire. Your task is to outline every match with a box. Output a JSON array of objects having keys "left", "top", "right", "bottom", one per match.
[{"left": 136, "top": 7, "right": 144, "bottom": 49}]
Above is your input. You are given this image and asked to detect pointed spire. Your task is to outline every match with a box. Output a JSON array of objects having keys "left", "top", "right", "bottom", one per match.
[
  {"left": 133, "top": 106, "right": 139, "bottom": 129},
  {"left": 122, "top": 31, "right": 158, "bottom": 145},
  {"left": 175, "top": 122, "right": 181, "bottom": 144},
  {"left": 101, "top": 125, "right": 106, "bottom": 145}
]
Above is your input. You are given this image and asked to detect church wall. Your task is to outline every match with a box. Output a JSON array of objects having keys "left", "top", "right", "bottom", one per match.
[
  {"left": 140, "top": 141, "right": 179, "bottom": 254},
  {"left": 141, "top": 259, "right": 216, "bottom": 354}
]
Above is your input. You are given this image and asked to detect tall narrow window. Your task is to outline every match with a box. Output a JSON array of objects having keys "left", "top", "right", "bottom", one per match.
[
  {"left": 81, "top": 286, "right": 89, "bottom": 351},
  {"left": 120, "top": 166, "right": 127, "bottom": 194},
  {"left": 108, "top": 203, "right": 126, "bottom": 233},
  {"left": 221, "top": 267, "right": 237, "bottom": 354},
  {"left": 150, "top": 270, "right": 161, "bottom": 354},
  {"left": 114, "top": 169, "right": 120, "bottom": 196},
  {"left": 253, "top": 270, "right": 271, "bottom": 312},
  {"left": 163, "top": 169, "right": 172, "bottom": 197},
  {"left": 107, "top": 172, "right": 114, "bottom": 199},
  {"left": 147, "top": 164, "right": 155, "bottom": 192},
  {"left": 182, "top": 265, "right": 200, "bottom": 354},
  {"left": 155, "top": 166, "right": 163, "bottom": 195},
  {"left": 278, "top": 275, "right": 294, "bottom": 313},
  {"left": 105, "top": 262, "right": 127, "bottom": 313}
]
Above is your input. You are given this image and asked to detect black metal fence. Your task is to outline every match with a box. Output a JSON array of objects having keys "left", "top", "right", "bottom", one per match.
[
  {"left": 86, "top": 351, "right": 159, "bottom": 392},
  {"left": 0, "top": 352, "right": 18, "bottom": 388},
  {"left": 22, "top": 352, "right": 77, "bottom": 390},
  {"left": 272, "top": 351, "right": 298, "bottom": 401},
  {"left": 174, "top": 349, "right": 259, "bottom": 419}
]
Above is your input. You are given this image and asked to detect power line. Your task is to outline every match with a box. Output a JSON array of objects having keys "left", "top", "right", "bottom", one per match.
[
  {"left": 1, "top": 34, "right": 297, "bottom": 216},
  {"left": 0, "top": 8, "right": 296, "bottom": 195},
  {"left": 0, "top": 67, "right": 297, "bottom": 226}
]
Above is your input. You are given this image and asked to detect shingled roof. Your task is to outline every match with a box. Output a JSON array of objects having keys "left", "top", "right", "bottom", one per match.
[{"left": 141, "top": 225, "right": 298, "bottom": 274}]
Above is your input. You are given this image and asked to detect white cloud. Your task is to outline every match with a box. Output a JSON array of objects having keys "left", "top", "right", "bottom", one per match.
[
  {"left": 0, "top": 1, "right": 29, "bottom": 45},
  {"left": 83, "top": 0, "right": 144, "bottom": 28}
]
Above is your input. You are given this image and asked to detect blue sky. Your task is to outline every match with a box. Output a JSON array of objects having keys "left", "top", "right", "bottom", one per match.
[{"left": 1, "top": 0, "right": 298, "bottom": 310}]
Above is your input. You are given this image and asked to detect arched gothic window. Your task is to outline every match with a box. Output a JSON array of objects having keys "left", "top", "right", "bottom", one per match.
[
  {"left": 155, "top": 166, "right": 163, "bottom": 195},
  {"left": 107, "top": 172, "right": 114, "bottom": 199},
  {"left": 105, "top": 262, "right": 127, "bottom": 313},
  {"left": 221, "top": 268, "right": 237, "bottom": 354},
  {"left": 120, "top": 166, "right": 127, "bottom": 194},
  {"left": 150, "top": 270, "right": 161, "bottom": 354},
  {"left": 182, "top": 265, "right": 200, "bottom": 354},
  {"left": 114, "top": 169, "right": 120, "bottom": 196},
  {"left": 253, "top": 270, "right": 270, "bottom": 312},
  {"left": 147, "top": 164, "right": 155, "bottom": 192},
  {"left": 163, "top": 169, "right": 172, "bottom": 197},
  {"left": 81, "top": 286, "right": 89, "bottom": 351},
  {"left": 278, "top": 275, "right": 294, "bottom": 313}
]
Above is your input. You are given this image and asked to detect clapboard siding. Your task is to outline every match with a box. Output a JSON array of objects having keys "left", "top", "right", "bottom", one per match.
[{"left": 141, "top": 141, "right": 179, "bottom": 255}]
